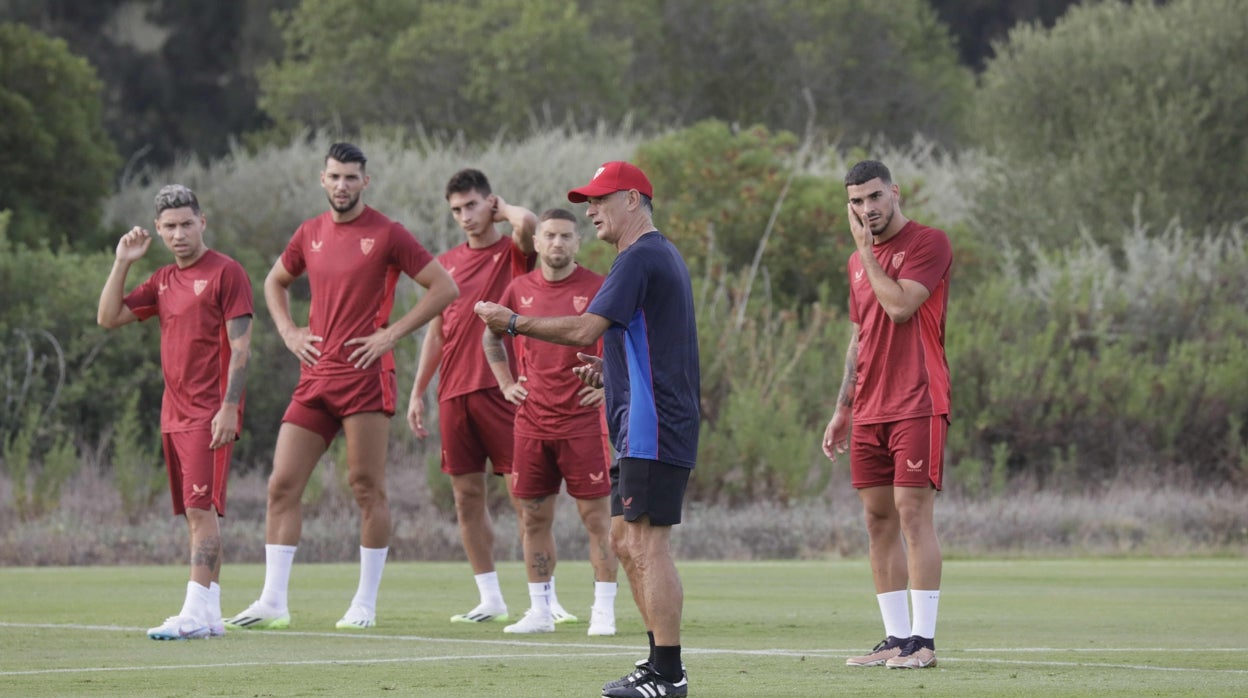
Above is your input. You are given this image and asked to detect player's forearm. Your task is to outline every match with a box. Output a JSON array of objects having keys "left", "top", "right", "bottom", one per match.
[
  {"left": 859, "top": 252, "right": 908, "bottom": 317},
  {"left": 504, "top": 203, "right": 537, "bottom": 254},
  {"left": 836, "top": 329, "right": 858, "bottom": 410},
  {"left": 222, "top": 315, "right": 253, "bottom": 405},
  {"left": 411, "top": 328, "right": 443, "bottom": 397},
  {"left": 513, "top": 312, "right": 606, "bottom": 347},
  {"left": 481, "top": 328, "right": 515, "bottom": 388},
  {"left": 96, "top": 260, "right": 133, "bottom": 328},
  {"left": 264, "top": 287, "right": 297, "bottom": 340},
  {"left": 387, "top": 274, "right": 458, "bottom": 342}
]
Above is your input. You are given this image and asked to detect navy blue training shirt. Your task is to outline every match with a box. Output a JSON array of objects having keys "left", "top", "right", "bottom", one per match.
[{"left": 587, "top": 231, "right": 700, "bottom": 468}]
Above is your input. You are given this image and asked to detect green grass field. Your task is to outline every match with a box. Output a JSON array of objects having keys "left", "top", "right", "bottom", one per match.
[{"left": 1, "top": 559, "right": 1245, "bottom": 696}]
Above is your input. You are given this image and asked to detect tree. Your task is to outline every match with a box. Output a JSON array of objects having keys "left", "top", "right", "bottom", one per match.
[
  {"left": 0, "top": 22, "right": 120, "bottom": 249},
  {"left": 637, "top": 120, "right": 849, "bottom": 308},
  {"left": 258, "top": 0, "right": 971, "bottom": 147},
  {"left": 258, "top": 0, "right": 626, "bottom": 140},
  {"left": 927, "top": 0, "right": 1080, "bottom": 70},
  {"left": 0, "top": 0, "right": 292, "bottom": 172},
  {"left": 969, "top": 0, "right": 1248, "bottom": 247},
  {"left": 614, "top": 0, "right": 972, "bottom": 146}
]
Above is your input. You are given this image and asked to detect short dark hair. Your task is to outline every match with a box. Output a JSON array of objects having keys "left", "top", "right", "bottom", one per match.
[
  {"left": 326, "top": 142, "right": 367, "bottom": 170},
  {"left": 445, "top": 168, "right": 491, "bottom": 200},
  {"left": 844, "top": 160, "right": 892, "bottom": 188},
  {"left": 154, "top": 184, "right": 201, "bottom": 216},
  {"left": 539, "top": 208, "right": 577, "bottom": 223}
]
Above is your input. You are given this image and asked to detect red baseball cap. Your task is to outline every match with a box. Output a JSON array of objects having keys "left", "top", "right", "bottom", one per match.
[{"left": 567, "top": 161, "right": 653, "bottom": 203}]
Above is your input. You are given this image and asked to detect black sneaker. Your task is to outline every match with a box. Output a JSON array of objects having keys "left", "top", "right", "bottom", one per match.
[
  {"left": 602, "top": 659, "right": 651, "bottom": 692},
  {"left": 602, "top": 659, "right": 687, "bottom": 692},
  {"left": 602, "top": 667, "right": 688, "bottom": 697}
]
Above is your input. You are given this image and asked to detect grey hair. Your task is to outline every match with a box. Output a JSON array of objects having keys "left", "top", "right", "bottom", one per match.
[{"left": 154, "top": 184, "right": 201, "bottom": 216}]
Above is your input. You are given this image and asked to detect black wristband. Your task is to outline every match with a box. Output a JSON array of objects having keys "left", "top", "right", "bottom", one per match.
[{"left": 506, "top": 313, "right": 519, "bottom": 337}]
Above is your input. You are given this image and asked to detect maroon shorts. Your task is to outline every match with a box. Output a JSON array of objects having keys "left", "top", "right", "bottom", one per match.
[
  {"left": 162, "top": 429, "right": 231, "bottom": 516},
  {"left": 850, "top": 415, "right": 947, "bottom": 490},
  {"left": 510, "top": 432, "right": 612, "bottom": 500},
  {"left": 439, "top": 389, "right": 516, "bottom": 476},
  {"left": 283, "top": 371, "right": 397, "bottom": 446}
]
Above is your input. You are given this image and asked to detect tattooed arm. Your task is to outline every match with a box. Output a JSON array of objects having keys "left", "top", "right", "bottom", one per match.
[{"left": 210, "top": 314, "right": 252, "bottom": 449}]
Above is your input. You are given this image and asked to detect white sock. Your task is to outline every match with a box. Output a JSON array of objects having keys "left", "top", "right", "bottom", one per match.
[
  {"left": 259, "top": 544, "right": 297, "bottom": 610},
  {"left": 208, "top": 582, "right": 222, "bottom": 621},
  {"left": 877, "top": 590, "right": 911, "bottom": 639},
  {"left": 549, "top": 576, "right": 562, "bottom": 609},
  {"left": 528, "top": 582, "right": 552, "bottom": 618},
  {"left": 348, "top": 546, "right": 388, "bottom": 613},
  {"left": 475, "top": 571, "right": 505, "bottom": 609},
  {"left": 180, "top": 581, "right": 212, "bottom": 620},
  {"left": 593, "top": 581, "right": 618, "bottom": 611},
  {"left": 911, "top": 589, "right": 940, "bottom": 639}
]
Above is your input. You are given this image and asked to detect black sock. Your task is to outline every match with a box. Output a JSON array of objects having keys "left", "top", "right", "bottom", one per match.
[
  {"left": 647, "top": 631, "right": 656, "bottom": 664},
  {"left": 653, "top": 645, "right": 682, "bottom": 682}
]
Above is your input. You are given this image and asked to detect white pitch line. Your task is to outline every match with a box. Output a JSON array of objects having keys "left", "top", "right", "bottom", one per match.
[
  {"left": 2, "top": 622, "right": 1246, "bottom": 678},
  {"left": 960, "top": 647, "right": 1248, "bottom": 653},
  {"left": 0, "top": 652, "right": 640, "bottom": 677},
  {"left": 936, "top": 657, "right": 1248, "bottom": 674}
]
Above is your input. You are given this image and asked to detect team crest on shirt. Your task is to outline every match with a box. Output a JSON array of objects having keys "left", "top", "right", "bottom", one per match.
[
  {"left": 311, "top": 240, "right": 323, "bottom": 252},
  {"left": 193, "top": 279, "right": 208, "bottom": 296},
  {"left": 573, "top": 295, "right": 589, "bottom": 312},
  {"left": 360, "top": 238, "right": 375, "bottom": 255},
  {"left": 520, "top": 296, "right": 534, "bottom": 308},
  {"left": 891, "top": 251, "right": 906, "bottom": 270}
]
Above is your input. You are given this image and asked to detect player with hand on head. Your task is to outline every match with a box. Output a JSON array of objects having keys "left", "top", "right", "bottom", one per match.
[
  {"left": 97, "top": 184, "right": 253, "bottom": 640},
  {"left": 481, "top": 208, "right": 620, "bottom": 637},
  {"left": 408, "top": 169, "right": 577, "bottom": 625},
  {"left": 476, "top": 162, "right": 698, "bottom": 697},
  {"left": 226, "top": 143, "right": 457, "bottom": 632},
  {"left": 822, "top": 160, "right": 952, "bottom": 670}
]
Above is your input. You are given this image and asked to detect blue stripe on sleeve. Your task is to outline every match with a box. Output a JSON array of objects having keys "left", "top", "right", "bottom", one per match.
[{"left": 624, "top": 309, "right": 659, "bottom": 459}]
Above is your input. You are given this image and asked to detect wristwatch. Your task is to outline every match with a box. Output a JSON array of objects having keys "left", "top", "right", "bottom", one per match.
[{"left": 506, "top": 313, "right": 519, "bottom": 337}]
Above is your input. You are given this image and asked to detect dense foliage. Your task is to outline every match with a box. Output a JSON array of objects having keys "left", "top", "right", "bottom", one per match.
[
  {"left": 4, "top": 0, "right": 1067, "bottom": 170},
  {"left": 258, "top": 0, "right": 971, "bottom": 147},
  {"left": 0, "top": 22, "right": 119, "bottom": 250},
  {"left": 969, "top": 0, "right": 1248, "bottom": 247},
  {"left": 948, "top": 222, "right": 1248, "bottom": 490}
]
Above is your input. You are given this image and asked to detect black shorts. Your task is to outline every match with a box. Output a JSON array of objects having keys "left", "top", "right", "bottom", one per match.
[{"left": 610, "top": 457, "right": 691, "bottom": 526}]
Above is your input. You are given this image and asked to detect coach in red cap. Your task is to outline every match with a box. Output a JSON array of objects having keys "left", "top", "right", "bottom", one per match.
[{"left": 476, "top": 161, "right": 698, "bottom": 697}]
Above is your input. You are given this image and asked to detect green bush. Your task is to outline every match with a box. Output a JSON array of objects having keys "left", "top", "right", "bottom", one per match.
[
  {"left": 691, "top": 269, "right": 845, "bottom": 504},
  {"left": 948, "top": 221, "right": 1248, "bottom": 486},
  {"left": 0, "top": 403, "right": 81, "bottom": 520},
  {"left": 969, "top": 0, "right": 1248, "bottom": 248},
  {"left": 0, "top": 225, "right": 165, "bottom": 462},
  {"left": 110, "top": 392, "right": 163, "bottom": 524},
  {"left": 637, "top": 120, "right": 851, "bottom": 308}
]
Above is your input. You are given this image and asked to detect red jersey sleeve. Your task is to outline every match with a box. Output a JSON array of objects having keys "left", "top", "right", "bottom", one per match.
[
  {"left": 124, "top": 273, "right": 162, "bottom": 321},
  {"left": 280, "top": 224, "right": 309, "bottom": 276},
  {"left": 218, "top": 258, "right": 254, "bottom": 320},
  {"left": 389, "top": 221, "right": 436, "bottom": 278}
]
